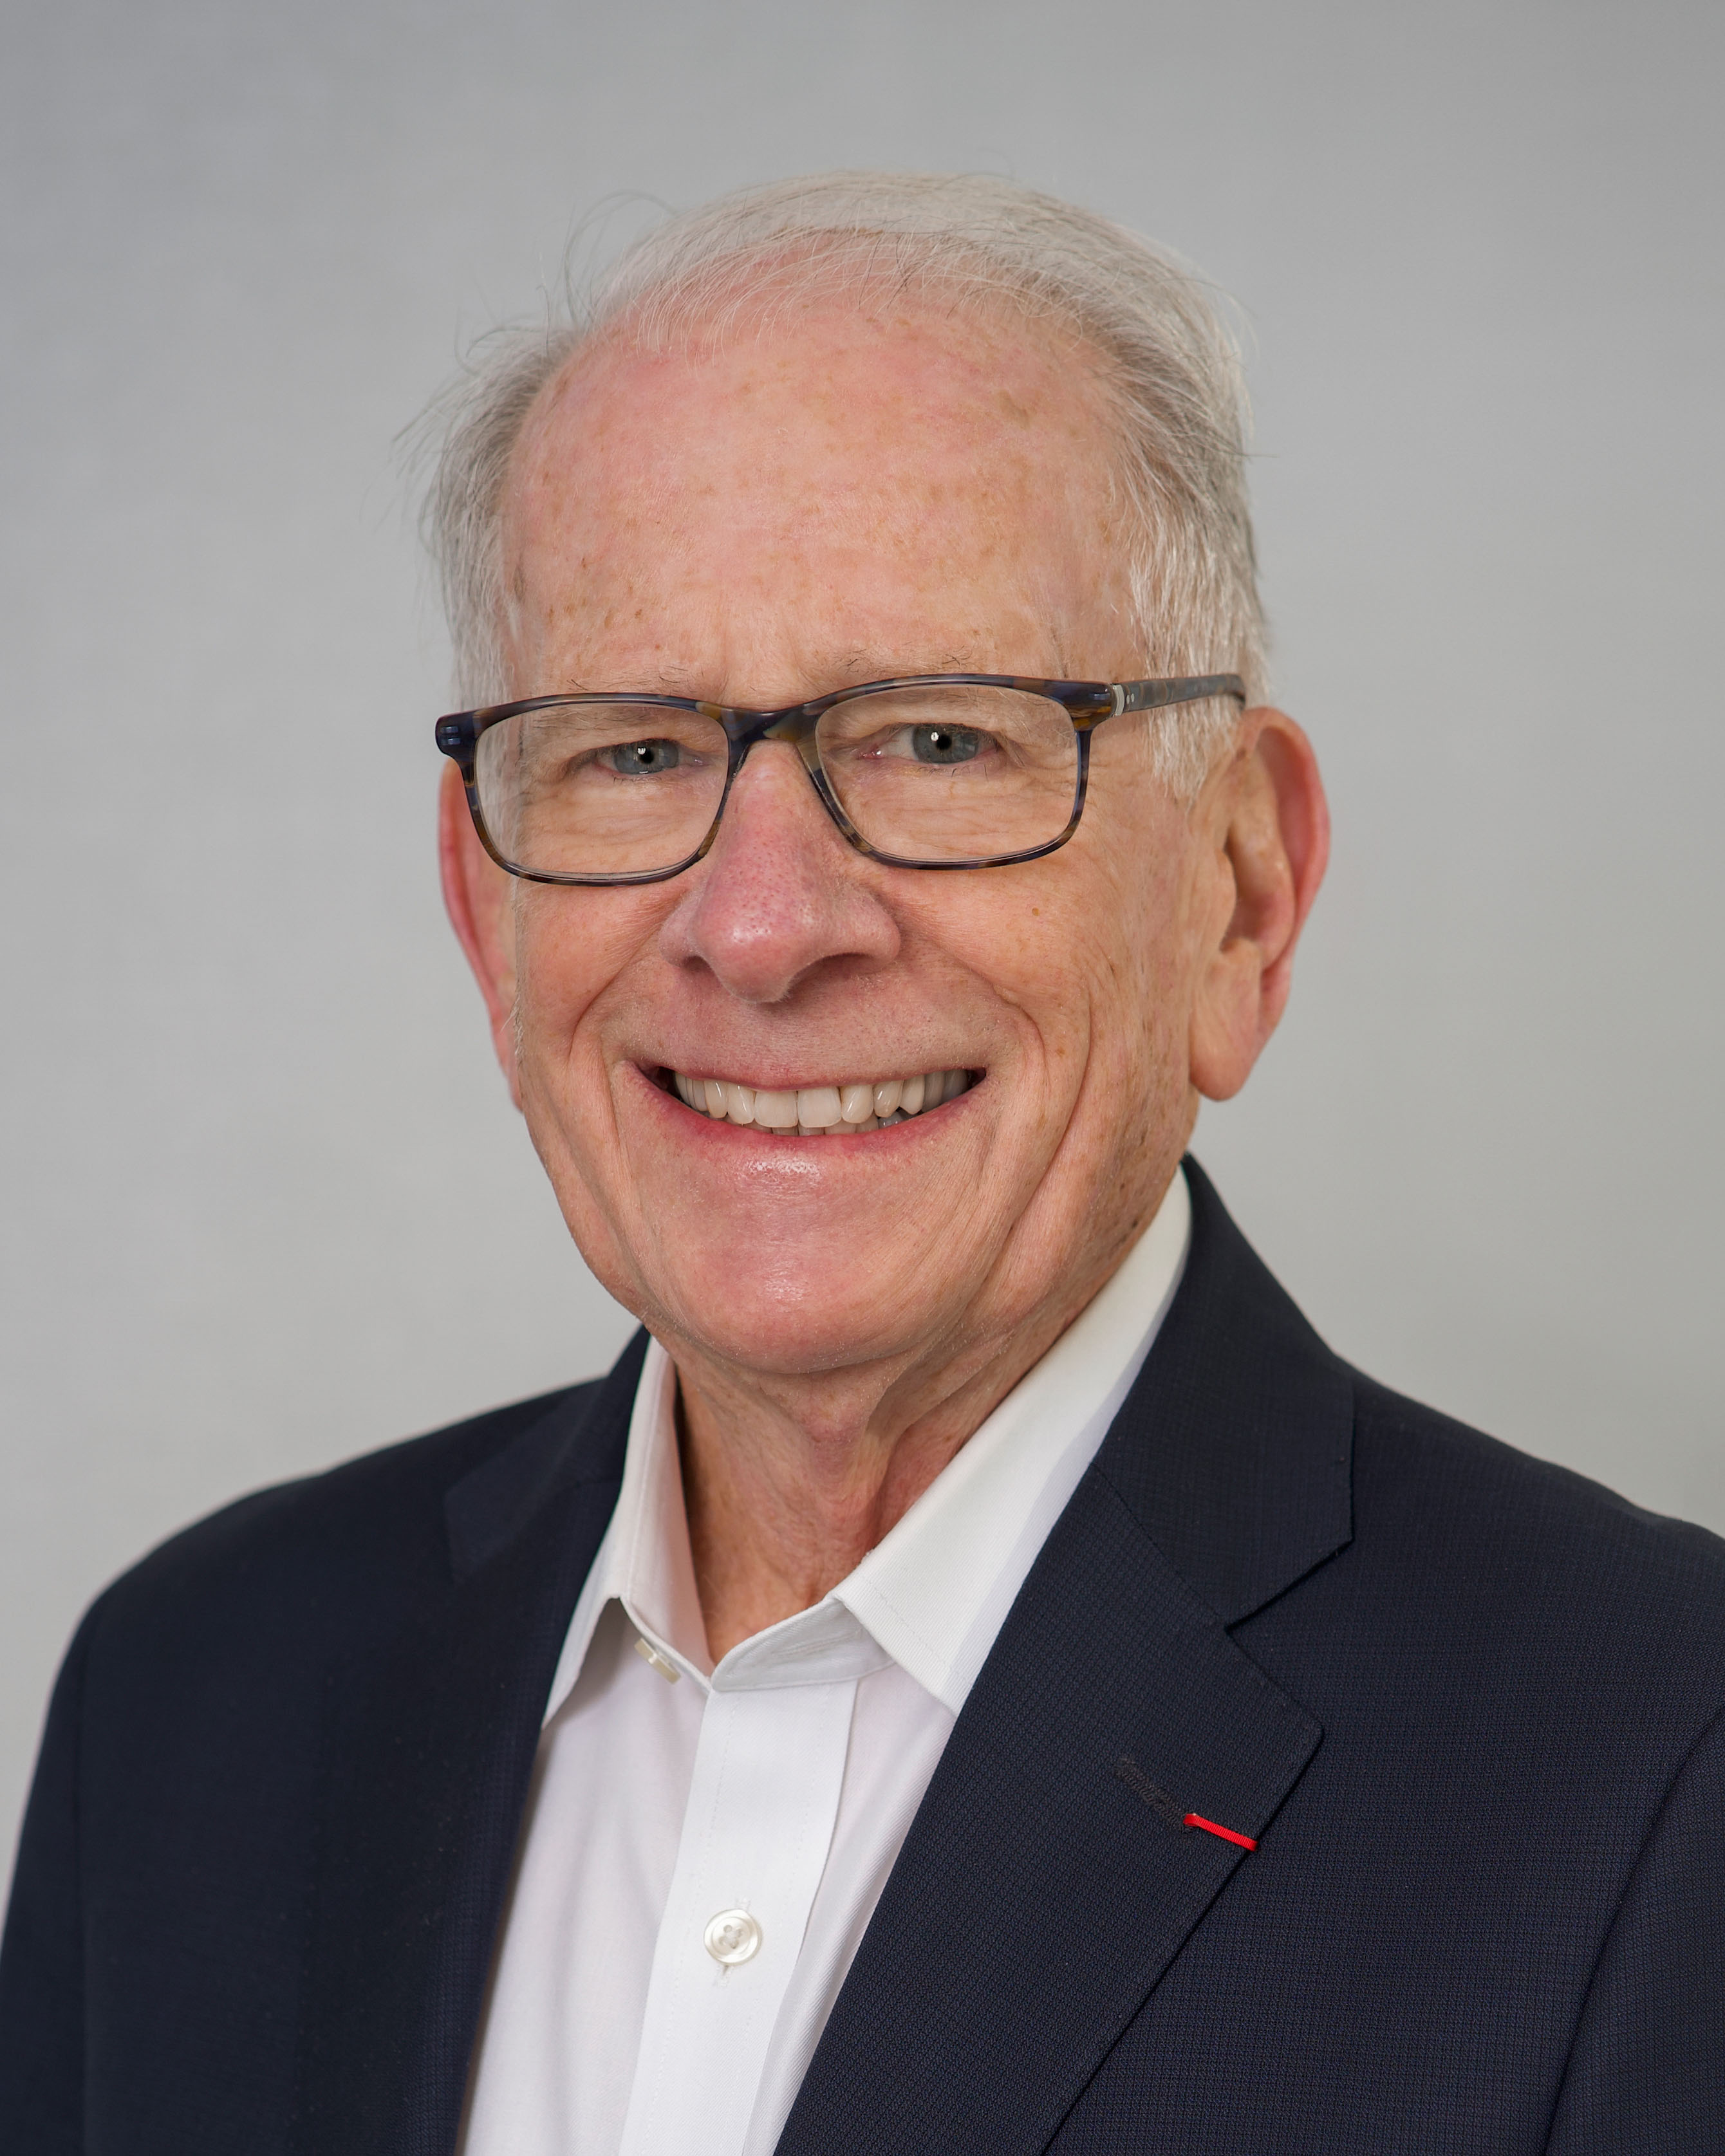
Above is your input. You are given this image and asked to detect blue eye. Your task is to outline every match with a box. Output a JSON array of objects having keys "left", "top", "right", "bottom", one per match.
[
  {"left": 602, "top": 738, "right": 684, "bottom": 776},
  {"left": 909, "top": 723, "right": 984, "bottom": 765}
]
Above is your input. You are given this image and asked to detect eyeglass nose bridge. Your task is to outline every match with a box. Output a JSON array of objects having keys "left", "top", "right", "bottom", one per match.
[
  {"left": 696, "top": 703, "right": 875, "bottom": 862},
  {"left": 713, "top": 703, "right": 822, "bottom": 756}
]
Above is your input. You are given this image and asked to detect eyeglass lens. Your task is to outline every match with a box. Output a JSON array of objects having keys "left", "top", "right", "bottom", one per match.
[{"left": 471, "top": 683, "right": 1082, "bottom": 879}]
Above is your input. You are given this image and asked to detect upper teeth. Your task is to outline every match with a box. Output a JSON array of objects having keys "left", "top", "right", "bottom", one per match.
[{"left": 669, "top": 1068, "right": 972, "bottom": 1133}]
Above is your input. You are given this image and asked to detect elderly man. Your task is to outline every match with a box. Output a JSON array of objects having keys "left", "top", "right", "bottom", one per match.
[{"left": 3, "top": 173, "right": 1722, "bottom": 2155}]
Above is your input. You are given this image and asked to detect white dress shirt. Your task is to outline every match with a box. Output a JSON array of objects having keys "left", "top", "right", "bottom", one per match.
[{"left": 460, "top": 1169, "right": 1190, "bottom": 2156}]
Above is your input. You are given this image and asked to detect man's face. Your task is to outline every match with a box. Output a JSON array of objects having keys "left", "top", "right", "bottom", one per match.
[{"left": 463, "top": 294, "right": 1242, "bottom": 1386}]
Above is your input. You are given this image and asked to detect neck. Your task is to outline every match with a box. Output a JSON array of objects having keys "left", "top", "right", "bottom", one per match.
[{"left": 672, "top": 1237, "right": 1133, "bottom": 1663}]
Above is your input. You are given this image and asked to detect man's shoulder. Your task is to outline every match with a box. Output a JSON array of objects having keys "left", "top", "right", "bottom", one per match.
[
  {"left": 84, "top": 1377, "right": 612, "bottom": 1662},
  {"left": 1352, "top": 1370, "right": 1725, "bottom": 1592},
  {"left": 1339, "top": 1370, "right": 1725, "bottom": 1704},
  {"left": 1177, "top": 1164, "right": 1725, "bottom": 1666}
]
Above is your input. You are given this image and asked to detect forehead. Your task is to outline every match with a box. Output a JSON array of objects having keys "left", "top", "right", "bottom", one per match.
[{"left": 499, "top": 291, "right": 1128, "bottom": 691}]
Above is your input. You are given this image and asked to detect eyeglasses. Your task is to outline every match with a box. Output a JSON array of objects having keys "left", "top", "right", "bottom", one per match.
[{"left": 434, "top": 672, "right": 1246, "bottom": 886}]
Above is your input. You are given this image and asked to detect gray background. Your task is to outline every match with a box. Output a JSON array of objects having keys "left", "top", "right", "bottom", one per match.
[{"left": 3, "top": 0, "right": 1720, "bottom": 1855}]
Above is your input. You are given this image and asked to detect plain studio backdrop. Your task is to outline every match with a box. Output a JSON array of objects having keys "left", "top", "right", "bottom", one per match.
[{"left": 2, "top": 0, "right": 1720, "bottom": 1853}]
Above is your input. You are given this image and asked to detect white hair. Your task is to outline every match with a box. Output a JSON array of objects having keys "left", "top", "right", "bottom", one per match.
[{"left": 421, "top": 171, "right": 1265, "bottom": 797}]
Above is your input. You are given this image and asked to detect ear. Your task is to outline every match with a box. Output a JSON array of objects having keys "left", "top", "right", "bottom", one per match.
[
  {"left": 438, "top": 761, "right": 523, "bottom": 1107},
  {"left": 1188, "top": 708, "right": 1330, "bottom": 1102}
]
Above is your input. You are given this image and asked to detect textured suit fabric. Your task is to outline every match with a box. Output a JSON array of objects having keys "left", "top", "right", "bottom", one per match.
[{"left": 3, "top": 1162, "right": 1722, "bottom": 2153}]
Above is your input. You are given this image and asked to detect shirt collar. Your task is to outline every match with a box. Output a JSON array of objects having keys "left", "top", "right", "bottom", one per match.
[{"left": 543, "top": 1167, "right": 1190, "bottom": 1723}]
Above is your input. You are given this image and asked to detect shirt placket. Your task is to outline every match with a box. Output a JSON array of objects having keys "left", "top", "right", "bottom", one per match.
[{"left": 615, "top": 1670, "right": 859, "bottom": 2156}]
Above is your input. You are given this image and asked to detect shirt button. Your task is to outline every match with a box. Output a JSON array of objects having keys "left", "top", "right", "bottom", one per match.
[{"left": 704, "top": 1908, "right": 763, "bottom": 1966}]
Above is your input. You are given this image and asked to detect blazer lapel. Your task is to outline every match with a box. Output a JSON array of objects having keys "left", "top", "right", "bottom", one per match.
[
  {"left": 291, "top": 1332, "right": 647, "bottom": 2155},
  {"left": 778, "top": 1161, "right": 1354, "bottom": 2156}
]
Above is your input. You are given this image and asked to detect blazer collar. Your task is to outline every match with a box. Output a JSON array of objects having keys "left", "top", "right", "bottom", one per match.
[
  {"left": 442, "top": 1330, "right": 643, "bottom": 1579},
  {"left": 778, "top": 1158, "right": 1354, "bottom": 2156},
  {"left": 1097, "top": 1155, "right": 1354, "bottom": 1625}
]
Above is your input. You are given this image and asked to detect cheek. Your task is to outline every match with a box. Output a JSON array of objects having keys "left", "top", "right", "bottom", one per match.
[
  {"left": 510, "top": 890, "right": 659, "bottom": 1081},
  {"left": 922, "top": 844, "right": 1182, "bottom": 1091},
  {"left": 1036, "top": 832, "right": 1198, "bottom": 1117}
]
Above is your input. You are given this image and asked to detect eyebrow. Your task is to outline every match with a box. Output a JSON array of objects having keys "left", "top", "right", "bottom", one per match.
[{"left": 602, "top": 647, "right": 1002, "bottom": 702}]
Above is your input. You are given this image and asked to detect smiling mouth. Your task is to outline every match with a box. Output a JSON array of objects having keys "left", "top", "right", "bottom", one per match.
[{"left": 659, "top": 1066, "right": 976, "bottom": 1135}]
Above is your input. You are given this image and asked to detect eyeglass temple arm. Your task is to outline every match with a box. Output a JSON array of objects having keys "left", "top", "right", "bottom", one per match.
[{"left": 1110, "top": 673, "right": 1248, "bottom": 718}]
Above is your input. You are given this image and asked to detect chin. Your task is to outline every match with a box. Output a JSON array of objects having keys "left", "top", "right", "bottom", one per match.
[
  {"left": 659, "top": 1230, "right": 959, "bottom": 1376},
  {"left": 669, "top": 1308, "right": 909, "bottom": 1380},
  {"left": 563, "top": 1195, "right": 965, "bottom": 1377}
]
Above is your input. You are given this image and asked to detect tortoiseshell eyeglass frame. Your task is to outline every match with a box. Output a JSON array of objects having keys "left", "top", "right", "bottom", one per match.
[{"left": 433, "top": 671, "right": 1248, "bottom": 886}]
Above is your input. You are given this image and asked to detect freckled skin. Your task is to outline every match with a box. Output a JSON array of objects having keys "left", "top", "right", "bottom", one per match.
[{"left": 441, "top": 291, "right": 1328, "bottom": 1655}]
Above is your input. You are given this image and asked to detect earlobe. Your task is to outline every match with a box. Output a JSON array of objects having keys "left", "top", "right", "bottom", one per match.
[
  {"left": 1188, "top": 709, "right": 1329, "bottom": 1102},
  {"left": 437, "top": 763, "right": 523, "bottom": 1104}
]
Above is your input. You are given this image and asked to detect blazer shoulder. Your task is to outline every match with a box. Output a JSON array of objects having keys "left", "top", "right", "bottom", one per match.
[
  {"left": 1347, "top": 1369, "right": 1725, "bottom": 1684},
  {"left": 86, "top": 1377, "right": 609, "bottom": 1648}
]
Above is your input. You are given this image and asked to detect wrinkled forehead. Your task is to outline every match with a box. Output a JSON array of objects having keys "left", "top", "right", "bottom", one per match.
[{"left": 496, "top": 288, "right": 1132, "bottom": 690}]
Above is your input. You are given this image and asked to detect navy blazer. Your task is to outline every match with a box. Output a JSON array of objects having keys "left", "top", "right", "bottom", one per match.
[{"left": 3, "top": 1160, "right": 1723, "bottom": 2152}]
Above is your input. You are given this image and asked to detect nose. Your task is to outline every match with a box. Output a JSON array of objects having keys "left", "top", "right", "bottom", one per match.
[{"left": 656, "top": 739, "right": 901, "bottom": 1004}]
